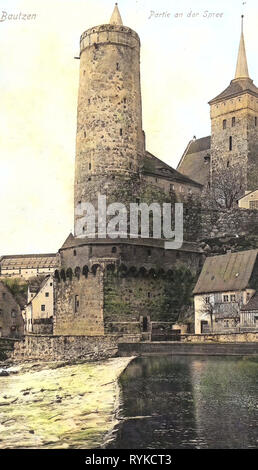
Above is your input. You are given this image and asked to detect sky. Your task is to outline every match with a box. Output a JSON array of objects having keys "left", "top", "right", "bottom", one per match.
[{"left": 0, "top": 0, "right": 257, "bottom": 255}]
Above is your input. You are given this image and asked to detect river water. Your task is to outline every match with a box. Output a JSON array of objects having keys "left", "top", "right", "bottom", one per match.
[
  {"left": 0, "top": 355, "right": 257, "bottom": 449},
  {"left": 109, "top": 355, "right": 258, "bottom": 449}
]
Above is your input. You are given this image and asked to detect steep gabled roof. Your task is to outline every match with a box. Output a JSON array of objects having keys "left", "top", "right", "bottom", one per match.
[
  {"left": 193, "top": 249, "right": 258, "bottom": 295},
  {"left": 241, "top": 292, "right": 258, "bottom": 312},
  {"left": 143, "top": 151, "right": 202, "bottom": 188},
  {"left": 177, "top": 136, "right": 210, "bottom": 186},
  {"left": 60, "top": 233, "right": 75, "bottom": 250}
]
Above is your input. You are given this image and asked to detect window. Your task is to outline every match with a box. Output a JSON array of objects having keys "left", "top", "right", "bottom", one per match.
[
  {"left": 136, "top": 198, "right": 140, "bottom": 204},
  {"left": 88, "top": 98, "right": 90, "bottom": 104},
  {"left": 73, "top": 250, "right": 77, "bottom": 256},
  {"left": 45, "top": 292, "right": 49, "bottom": 297},
  {"left": 50, "top": 283, "right": 52, "bottom": 286},
  {"left": 75, "top": 295, "right": 79, "bottom": 313},
  {"left": 41, "top": 305, "right": 45, "bottom": 311},
  {"left": 225, "top": 320, "right": 229, "bottom": 328},
  {"left": 111, "top": 246, "right": 117, "bottom": 253},
  {"left": 223, "top": 119, "right": 227, "bottom": 129},
  {"left": 223, "top": 295, "right": 229, "bottom": 302},
  {"left": 255, "top": 117, "right": 257, "bottom": 127},
  {"left": 147, "top": 249, "right": 151, "bottom": 257},
  {"left": 170, "top": 184, "right": 175, "bottom": 191},
  {"left": 205, "top": 296, "right": 210, "bottom": 304},
  {"left": 89, "top": 163, "right": 91, "bottom": 170},
  {"left": 89, "top": 246, "right": 93, "bottom": 256},
  {"left": 120, "top": 128, "right": 123, "bottom": 136},
  {"left": 84, "top": 131, "right": 86, "bottom": 138},
  {"left": 123, "top": 98, "right": 126, "bottom": 104},
  {"left": 147, "top": 292, "right": 151, "bottom": 298},
  {"left": 250, "top": 200, "right": 258, "bottom": 209},
  {"left": 229, "top": 136, "right": 232, "bottom": 151},
  {"left": 227, "top": 160, "right": 230, "bottom": 168},
  {"left": 116, "top": 63, "right": 119, "bottom": 71},
  {"left": 230, "top": 294, "right": 236, "bottom": 302},
  {"left": 232, "top": 117, "right": 235, "bottom": 127}
]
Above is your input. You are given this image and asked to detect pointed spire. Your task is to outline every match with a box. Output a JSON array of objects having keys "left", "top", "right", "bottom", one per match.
[
  {"left": 110, "top": 3, "right": 123, "bottom": 25},
  {"left": 235, "top": 15, "right": 249, "bottom": 79}
]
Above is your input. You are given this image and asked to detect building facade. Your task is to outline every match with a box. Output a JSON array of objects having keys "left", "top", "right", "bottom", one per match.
[
  {"left": 0, "top": 281, "right": 24, "bottom": 338},
  {"left": 193, "top": 249, "right": 258, "bottom": 334},
  {"left": 24, "top": 275, "right": 54, "bottom": 334},
  {"left": 0, "top": 253, "right": 59, "bottom": 280}
]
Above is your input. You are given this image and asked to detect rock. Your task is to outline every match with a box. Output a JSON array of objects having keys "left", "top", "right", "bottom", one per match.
[{"left": 0, "top": 370, "right": 9, "bottom": 377}]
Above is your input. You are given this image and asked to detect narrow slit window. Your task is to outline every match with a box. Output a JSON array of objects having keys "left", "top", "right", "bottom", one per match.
[
  {"left": 232, "top": 117, "right": 235, "bottom": 127},
  {"left": 223, "top": 119, "right": 227, "bottom": 129},
  {"left": 75, "top": 295, "right": 79, "bottom": 313},
  {"left": 255, "top": 117, "right": 257, "bottom": 127},
  {"left": 229, "top": 136, "right": 232, "bottom": 151},
  {"left": 89, "top": 163, "right": 91, "bottom": 170},
  {"left": 84, "top": 131, "right": 86, "bottom": 138},
  {"left": 116, "top": 63, "right": 119, "bottom": 71},
  {"left": 120, "top": 128, "right": 123, "bottom": 136}
]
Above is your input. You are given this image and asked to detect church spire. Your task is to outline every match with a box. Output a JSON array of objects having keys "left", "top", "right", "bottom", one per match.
[
  {"left": 109, "top": 3, "right": 123, "bottom": 25},
  {"left": 235, "top": 15, "right": 249, "bottom": 79}
]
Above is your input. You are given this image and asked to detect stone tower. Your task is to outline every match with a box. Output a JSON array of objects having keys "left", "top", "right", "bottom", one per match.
[
  {"left": 209, "top": 16, "right": 258, "bottom": 191},
  {"left": 74, "top": 3, "right": 145, "bottom": 234}
]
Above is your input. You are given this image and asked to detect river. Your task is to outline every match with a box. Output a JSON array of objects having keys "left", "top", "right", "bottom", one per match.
[
  {"left": 109, "top": 355, "right": 258, "bottom": 449},
  {"left": 0, "top": 355, "right": 257, "bottom": 449}
]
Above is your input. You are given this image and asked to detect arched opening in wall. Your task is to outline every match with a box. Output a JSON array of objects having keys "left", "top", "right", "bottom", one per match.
[
  {"left": 118, "top": 264, "right": 128, "bottom": 277},
  {"left": 75, "top": 266, "right": 81, "bottom": 279},
  {"left": 111, "top": 246, "right": 117, "bottom": 253},
  {"left": 148, "top": 268, "right": 156, "bottom": 278},
  {"left": 138, "top": 267, "right": 147, "bottom": 277},
  {"left": 92, "top": 264, "right": 101, "bottom": 276},
  {"left": 60, "top": 269, "right": 66, "bottom": 282},
  {"left": 128, "top": 266, "right": 137, "bottom": 277},
  {"left": 66, "top": 268, "right": 73, "bottom": 281},
  {"left": 106, "top": 264, "right": 115, "bottom": 273},
  {"left": 166, "top": 269, "right": 174, "bottom": 279},
  {"left": 54, "top": 270, "right": 60, "bottom": 282},
  {"left": 82, "top": 265, "right": 89, "bottom": 278},
  {"left": 157, "top": 269, "right": 165, "bottom": 279}
]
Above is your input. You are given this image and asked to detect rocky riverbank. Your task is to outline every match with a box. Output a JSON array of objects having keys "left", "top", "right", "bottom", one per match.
[{"left": 0, "top": 357, "right": 133, "bottom": 449}]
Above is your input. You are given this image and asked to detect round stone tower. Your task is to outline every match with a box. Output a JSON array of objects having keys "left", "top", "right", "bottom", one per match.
[{"left": 74, "top": 4, "right": 145, "bottom": 233}]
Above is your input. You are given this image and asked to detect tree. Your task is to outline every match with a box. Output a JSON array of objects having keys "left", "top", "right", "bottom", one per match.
[{"left": 202, "top": 164, "right": 245, "bottom": 209}]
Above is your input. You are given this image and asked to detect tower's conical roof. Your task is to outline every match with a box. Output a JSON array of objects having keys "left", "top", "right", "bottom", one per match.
[
  {"left": 235, "top": 15, "right": 249, "bottom": 79},
  {"left": 110, "top": 3, "right": 123, "bottom": 25},
  {"left": 209, "top": 15, "right": 258, "bottom": 104}
]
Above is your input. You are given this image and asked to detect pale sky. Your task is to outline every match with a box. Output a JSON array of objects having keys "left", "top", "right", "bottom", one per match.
[{"left": 0, "top": 0, "right": 257, "bottom": 255}]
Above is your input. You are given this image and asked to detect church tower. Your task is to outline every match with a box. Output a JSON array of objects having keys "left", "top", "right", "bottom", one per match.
[
  {"left": 74, "top": 3, "right": 145, "bottom": 233},
  {"left": 209, "top": 16, "right": 258, "bottom": 191}
]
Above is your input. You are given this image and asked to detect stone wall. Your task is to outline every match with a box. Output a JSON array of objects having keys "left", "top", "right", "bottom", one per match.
[
  {"left": 198, "top": 207, "right": 258, "bottom": 240},
  {"left": 181, "top": 331, "right": 258, "bottom": 343},
  {"left": 12, "top": 334, "right": 120, "bottom": 362},
  {"left": 54, "top": 269, "right": 104, "bottom": 336}
]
